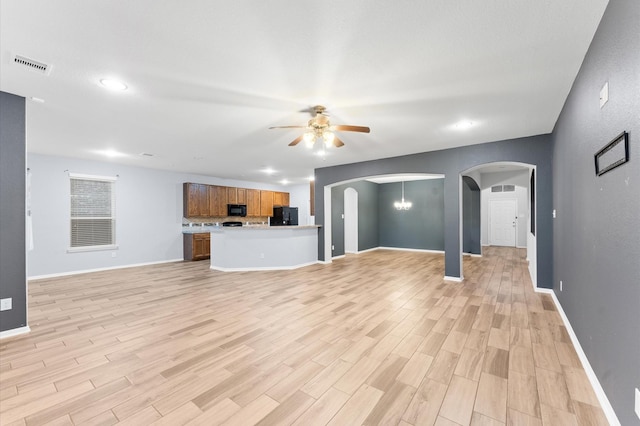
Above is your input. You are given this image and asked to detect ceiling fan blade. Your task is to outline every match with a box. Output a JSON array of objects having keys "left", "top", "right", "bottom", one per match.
[
  {"left": 288, "top": 135, "right": 304, "bottom": 146},
  {"left": 269, "top": 125, "right": 307, "bottom": 129},
  {"left": 333, "top": 135, "right": 345, "bottom": 147},
  {"left": 333, "top": 125, "right": 370, "bottom": 133}
]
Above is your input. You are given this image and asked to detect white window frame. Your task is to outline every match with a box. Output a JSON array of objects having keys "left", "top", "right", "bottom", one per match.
[{"left": 67, "top": 173, "right": 118, "bottom": 253}]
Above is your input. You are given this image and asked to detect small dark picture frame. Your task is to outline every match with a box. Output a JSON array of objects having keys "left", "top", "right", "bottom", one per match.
[{"left": 594, "top": 131, "right": 629, "bottom": 176}]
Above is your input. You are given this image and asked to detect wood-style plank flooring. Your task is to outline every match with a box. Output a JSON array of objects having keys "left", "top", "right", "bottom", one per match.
[{"left": 0, "top": 247, "right": 608, "bottom": 425}]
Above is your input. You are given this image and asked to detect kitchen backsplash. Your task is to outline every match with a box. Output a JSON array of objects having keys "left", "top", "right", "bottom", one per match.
[{"left": 182, "top": 216, "right": 271, "bottom": 225}]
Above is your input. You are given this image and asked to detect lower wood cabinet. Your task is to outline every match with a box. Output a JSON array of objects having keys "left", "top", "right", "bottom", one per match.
[{"left": 183, "top": 233, "right": 210, "bottom": 261}]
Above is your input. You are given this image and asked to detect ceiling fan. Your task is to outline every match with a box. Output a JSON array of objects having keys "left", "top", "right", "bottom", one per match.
[{"left": 269, "top": 105, "right": 370, "bottom": 148}]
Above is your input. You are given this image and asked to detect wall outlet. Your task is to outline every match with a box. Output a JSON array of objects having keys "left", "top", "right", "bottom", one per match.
[
  {"left": 635, "top": 388, "right": 640, "bottom": 420},
  {"left": 0, "top": 298, "right": 12, "bottom": 311},
  {"left": 111, "top": 251, "right": 117, "bottom": 258},
  {"left": 560, "top": 280, "right": 563, "bottom": 292},
  {"left": 331, "top": 245, "right": 335, "bottom": 251},
  {"left": 552, "top": 209, "right": 557, "bottom": 218},
  {"left": 260, "top": 253, "right": 265, "bottom": 259}
]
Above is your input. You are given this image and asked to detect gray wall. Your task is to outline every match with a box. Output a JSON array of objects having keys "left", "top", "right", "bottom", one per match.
[
  {"left": 462, "top": 176, "right": 481, "bottom": 254},
  {"left": 331, "top": 180, "right": 379, "bottom": 256},
  {"left": 0, "top": 92, "right": 27, "bottom": 332},
  {"left": 378, "top": 180, "right": 444, "bottom": 251},
  {"left": 315, "top": 134, "right": 553, "bottom": 285},
  {"left": 551, "top": 0, "right": 640, "bottom": 423}
]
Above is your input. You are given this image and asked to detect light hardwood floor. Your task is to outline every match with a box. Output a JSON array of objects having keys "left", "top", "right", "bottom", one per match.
[{"left": 0, "top": 247, "right": 607, "bottom": 425}]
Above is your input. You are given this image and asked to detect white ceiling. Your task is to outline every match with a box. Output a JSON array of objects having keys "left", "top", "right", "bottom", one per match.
[{"left": 0, "top": 0, "right": 609, "bottom": 186}]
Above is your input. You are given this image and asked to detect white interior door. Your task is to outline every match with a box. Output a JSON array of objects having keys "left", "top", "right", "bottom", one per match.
[
  {"left": 489, "top": 199, "right": 517, "bottom": 246},
  {"left": 344, "top": 188, "right": 358, "bottom": 253}
]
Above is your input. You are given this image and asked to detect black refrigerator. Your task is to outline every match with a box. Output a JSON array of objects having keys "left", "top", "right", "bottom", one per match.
[{"left": 271, "top": 206, "right": 298, "bottom": 226}]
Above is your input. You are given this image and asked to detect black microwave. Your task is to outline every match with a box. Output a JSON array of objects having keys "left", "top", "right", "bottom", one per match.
[{"left": 227, "top": 204, "right": 247, "bottom": 217}]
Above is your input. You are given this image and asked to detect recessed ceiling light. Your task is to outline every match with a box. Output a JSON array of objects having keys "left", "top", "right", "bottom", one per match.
[
  {"left": 453, "top": 120, "right": 475, "bottom": 130},
  {"left": 94, "top": 149, "right": 127, "bottom": 158},
  {"left": 280, "top": 179, "right": 289, "bottom": 185},
  {"left": 29, "top": 97, "right": 45, "bottom": 103},
  {"left": 309, "top": 176, "right": 315, "bottom": 181},
  {"left": 100, "top": 78, "right": 128, "bottom": 91},
  {"left": 262, "top": 167, "right": 276, "bottom": 175}
]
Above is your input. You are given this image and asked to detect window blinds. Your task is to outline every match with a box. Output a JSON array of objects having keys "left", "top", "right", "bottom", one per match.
[{"left": 69, "top": 175, "right": 116, "bottom": 248}]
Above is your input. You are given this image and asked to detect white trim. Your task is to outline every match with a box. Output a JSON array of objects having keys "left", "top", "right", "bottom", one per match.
[
  {"left": 516, "top": 245, "right": 527, "bottom": 249},
  {"left": 535, "top": 288, "right": 621, "bottom": 426},
  {"left": 463, "top": 253, "right": 482, "bottom": 257},
  {"left": 356, "top": 247, "right": 379, "bottom": 254},
  {"left": 378, "top": 246, "right": 444, "bottom": 254},
  {"left": 331, "top": 255, "right": 346, "bottom": 260},
  {"left": 444, "top": 275, "right": 463, "bottom": 282},
  {"left": 28, "top": 258, "right": 183, "bottom": 280},
  {"left": 318, "top": 260, "right": 332, "bottom": 265},
  {"left": 210, "top": 261, "right": 319, "bottom": 272},
  {"left": 0, "top": 326, "right": 31, "bottom": 340}
]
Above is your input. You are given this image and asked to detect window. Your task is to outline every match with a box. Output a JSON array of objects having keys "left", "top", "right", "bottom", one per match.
[{"left": 69, "top": 173, "right": 117, "bottom": 251}]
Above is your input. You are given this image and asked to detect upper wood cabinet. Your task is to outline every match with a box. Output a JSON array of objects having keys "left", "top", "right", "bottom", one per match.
[
  {"left": 260, "top": 190, "right": 274, "bottom": 216},
  {"left": 183, "top": 183, "right": 288, "bottom": 218},
  {"left": 209, "top": 185, "right": 227, "bottom": 217},
  {"left": 183, "top": 183, "right": 210, "bottom": 217},
  {"left": 237, "top": 188, "right": 246, "bottom": 204},
  {"left": 246, "top": 189, "right": 261, "bottom": 217},
  {"left": 226, "top": 187, "right": 238, "bottom": 205},
  {"left": 310, "top": 180, "right": 315, "bottom": 216},
  {"left": 273, "top": 191, "right": 290, "bottom": 207}
]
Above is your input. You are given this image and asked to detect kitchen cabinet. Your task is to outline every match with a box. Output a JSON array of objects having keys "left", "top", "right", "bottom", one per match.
[
  {"left": 183, "top": 233, "right": 210, "bottom": 261},
  {"left": 246, "top": 189, "right": 261, "bottom": 217},
  {"left": 209, "top": 185, "right": 227, "bottom": 217},
  {"left": 260, "top": 190, "right": 274, "bottom": 216},
  {"left": 236, "top": 188, "right": 246, "bottom": 204},
  {"left": 310, "top": 181, "right": 315, "bottom": 216},
  {"left": 273, "top": 191, "right": 290, "bottom": 207},
  {"left": 183, "top": 183, "right": 209, "bottom": 217},
  {"left": 226, "top": 187, "right": 238, "bottom": 204}
]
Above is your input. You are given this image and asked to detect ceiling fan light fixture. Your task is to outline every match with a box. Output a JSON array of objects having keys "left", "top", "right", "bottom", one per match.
[
  {"left": 303, "top": 131, "right": 316, "bottom": 148},
  {"left": 323, "top": 131, "right": 335, "bottom": 147}
]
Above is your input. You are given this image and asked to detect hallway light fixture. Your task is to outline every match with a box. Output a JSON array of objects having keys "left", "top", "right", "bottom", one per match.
[{"left": 394, "top": 181, "right": 412, "bottom": 210}]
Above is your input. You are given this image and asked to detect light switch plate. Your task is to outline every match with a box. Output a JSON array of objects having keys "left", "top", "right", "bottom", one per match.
[
  {"left": 600, "top": 81, "right": 609, "bottom": 108},
  {"left": 0, "top": 298, "right": 12, "bottom": 311}
]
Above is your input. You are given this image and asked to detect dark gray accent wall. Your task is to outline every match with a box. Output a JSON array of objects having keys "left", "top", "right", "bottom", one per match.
[
  {"left": 551, "top": 0, "right": 640, "bottom": 423},
  {"left": 378, "top": 180, "right": 444, "bottom": 250},
  {"left": 462, "top": 176, "right": 481, "bottom": 254},
  {"left": 315, "top": 134, "right": 553, "bottom": 285},
  {"left": 330, "top": 180, "right": 379, "bottom": 256},
  {"left": 0, "top": 91, "right": 27, "bottom": 333}
]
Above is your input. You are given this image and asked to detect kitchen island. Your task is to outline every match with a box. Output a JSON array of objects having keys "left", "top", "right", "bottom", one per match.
[{"left": 183, "top": 225, "right": 320, "bottom": 271}]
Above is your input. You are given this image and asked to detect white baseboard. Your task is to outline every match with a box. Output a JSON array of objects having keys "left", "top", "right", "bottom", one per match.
[
  {"left": 210, "top": 261, "right": 319, "bottom": 272},
  {"left": 356, "top": 247, "right": 379, "bottom": 254},
  {"left": 535, "top": 288, "right": 620, "bottom": 426},
  {"left": 462, "top": 253, "right": 482, "bottom": 257},
  {"left": 443, "top": 275, "right": 463, "bottom": 282},
  {"left": 331, "top": 255, "right": 346, "bottom": 260},
  {"left": 28, "top": 258, "right": 184, "bottom": 280},
  {"left": 0, "top": 326, "right": 31, "bottom": 340},
  {"left": 378, "top": 246, "right": 445, "bottom": 254}
]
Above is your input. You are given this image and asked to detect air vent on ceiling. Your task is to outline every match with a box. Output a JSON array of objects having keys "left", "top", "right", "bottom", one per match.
[
  {"left": 13, "top": 55, "right": 52, "bottom": 75},
  {"left": 491, "top": 185, "right": 503, "bottom": 193},
  {"left": 503, "top": 185, "right": 516, "bottom": 192}
]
